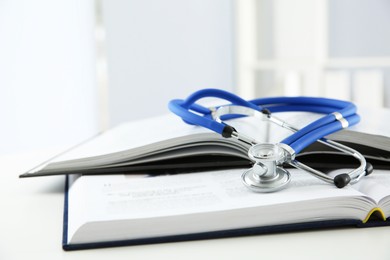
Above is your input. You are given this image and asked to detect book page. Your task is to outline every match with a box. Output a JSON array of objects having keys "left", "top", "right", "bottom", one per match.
[
  {"left": 67, "top": 168, "right": 374, "bottom": 243},
  {"left": 352, "top": 170, "right": 390, "bottom": 203},
  {"left": 31, "top": 109, "right": 390, "bottom": 175},
  {"left": 54, "top": 112, "right": 317, "bottom": 163},
  {"left": 47, "top": 114, "right": 271, "bottom": 166},
  {"left": 53, "top": 114, "right": 208, "bottom": 162},
  {"left": 351, "top": 170, "right": 390, "bottom": 217},
  {"left": 36, "top": 113, "right": 276, "bottom": 172},
  {"left": 352, "top": 106, "right": 390, "bottom": 137},
  {"left": 51, "top": 111, "right": 321, "bottom": 164},
  {"left": 79, "top": 169, "right": 363, "bottom": 219}
]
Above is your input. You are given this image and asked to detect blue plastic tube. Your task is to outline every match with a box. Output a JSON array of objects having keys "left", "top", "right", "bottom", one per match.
[{"left": 168, "top": 89, "right": 360, "bottom": 153}]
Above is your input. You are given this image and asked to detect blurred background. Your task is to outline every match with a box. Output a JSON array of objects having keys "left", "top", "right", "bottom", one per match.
[{"left": 1, "top": 0, "right": 389, "bottom": 155}]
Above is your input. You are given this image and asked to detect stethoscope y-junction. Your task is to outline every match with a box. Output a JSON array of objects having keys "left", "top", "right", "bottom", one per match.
[{"left": 169, "top": 89, "right": 371, "bottom": 192}]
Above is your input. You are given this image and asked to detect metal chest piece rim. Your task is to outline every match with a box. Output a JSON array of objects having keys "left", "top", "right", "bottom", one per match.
[{"left": 241, "top": 143, "right": 291, "bottom": 193}]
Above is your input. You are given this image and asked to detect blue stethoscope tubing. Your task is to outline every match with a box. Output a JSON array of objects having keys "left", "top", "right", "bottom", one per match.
[{"left": 168, "top": 88, "right": 359, "bottom": 154}]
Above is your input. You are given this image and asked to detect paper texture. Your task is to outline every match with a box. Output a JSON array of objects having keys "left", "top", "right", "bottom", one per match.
[{"left": 67, "top": 168, "right": 390, "bottom": 244}]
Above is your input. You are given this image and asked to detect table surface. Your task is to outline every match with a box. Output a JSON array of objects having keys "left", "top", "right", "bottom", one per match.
[{"left": 1, "top": 149, "right": 390, "bottom": 260}]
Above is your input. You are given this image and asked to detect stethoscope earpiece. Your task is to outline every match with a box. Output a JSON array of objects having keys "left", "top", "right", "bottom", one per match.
[{"left": 333, "top": 174, "right": 351, "bottom": 188}]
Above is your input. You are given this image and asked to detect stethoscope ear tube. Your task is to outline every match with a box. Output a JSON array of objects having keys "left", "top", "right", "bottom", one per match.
[
  {"left": 285, "top": 114, "right": 360, "bottom": 154},
  {"left": 168, "top": 99, "right": 225, "bottom": 134},
  {"left": 181, "top": 88, "right": 261, "bottom": 111},
  {"left": 168, "top": 88, "right": 264, "bottom": 137}
]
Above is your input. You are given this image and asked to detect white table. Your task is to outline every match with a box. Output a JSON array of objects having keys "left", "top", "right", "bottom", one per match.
[{"left": 1, "top": 150, "right": 390, "bottom": 260}]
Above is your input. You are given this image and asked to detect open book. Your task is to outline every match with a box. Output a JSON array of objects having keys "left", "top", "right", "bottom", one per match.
[
  {"left": 63, "top": 168, "right": 390, "bottom": 250},
  {"left": 21, "top": 112, "right": 390, "bottom": 178}
]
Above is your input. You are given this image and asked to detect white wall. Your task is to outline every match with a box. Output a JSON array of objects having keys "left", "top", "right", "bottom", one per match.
[
  {"left": 101, "top": 0, "right": 235, "bottom": 126},
  {"left": 238, "top": 0, "right": 390, "bottom": 107},
  {"left": 329, "top": 0, "right": 390, "bottom": 57},
  {"left": 0, "top": 0, "right": 99, "bottom": 155},
  {"left": 2, "top": 0, "right": 388, "bottom": 156},
  {"left": 0, "top": 0, "right": 235, "bottom": 155}
]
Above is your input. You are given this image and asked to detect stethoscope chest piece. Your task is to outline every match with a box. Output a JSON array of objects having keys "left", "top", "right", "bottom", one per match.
[{"left": 242, "top": 143, "right": 291, "bottom": 192}]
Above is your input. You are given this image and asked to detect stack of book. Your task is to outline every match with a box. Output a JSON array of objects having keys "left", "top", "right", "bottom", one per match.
[{"left": 20, "top": 112, "right": 390, "bottom": 250}]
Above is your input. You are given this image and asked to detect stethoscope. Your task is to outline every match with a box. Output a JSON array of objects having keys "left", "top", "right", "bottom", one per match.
[{"left": 169, "top": 88, "right": 371, "bottom": 193}]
